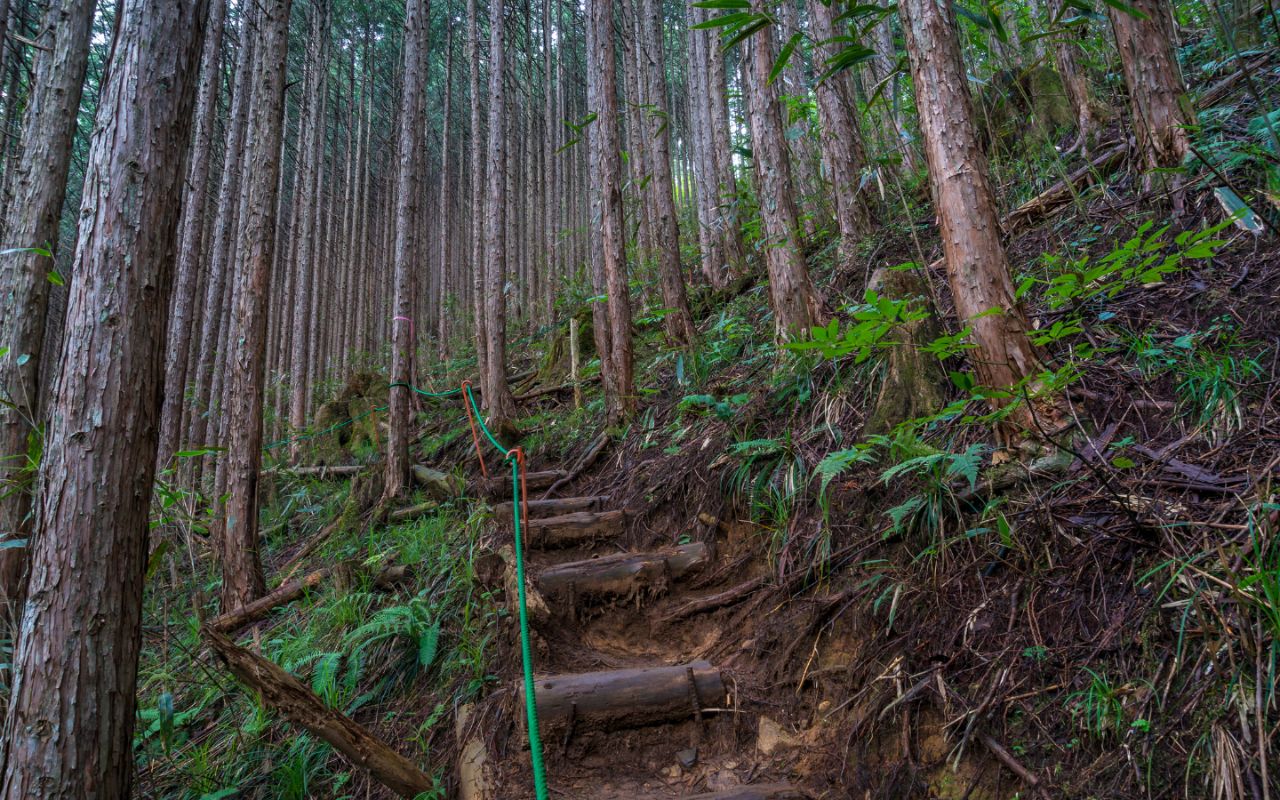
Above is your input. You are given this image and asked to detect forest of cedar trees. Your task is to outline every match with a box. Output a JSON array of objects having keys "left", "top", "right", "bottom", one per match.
[{"left": 0, "top": 0, "right": 1278, "bottom": 797}]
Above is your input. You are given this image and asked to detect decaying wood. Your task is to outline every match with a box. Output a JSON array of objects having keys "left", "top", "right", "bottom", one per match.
[
  {"left": 204, "top": 627, "right": 434, "bottom": 797},
  {"left": 523, "top": 661, "right": 725, "bottom": 731},
  {"left": 659, "top": 575, "right": 767, "bottom": 625},
  {"left": 494, "top": 495, "right": 609, "bottom": 518},
  {"left": 476, "top": 469, "right": 567, "bottom": 497},
  {"left": 389, "top": 500, "right": 438, "bottom": 522},
  {"left": 1003, "top": 143, "right": 1125, "bottom": 235},
  {"left": 686, "top": 786, "right": 808, "bottom": 800},
  {"left": 535, "top": 542, "right": 710, "bottom": 601},
  {"left": 455, "top": 703, "right": 492, "bottom": 800},
  {"left": 515, "top": 373, "right": 601, "bottom": 402},
  {"left": 526, "top": 509, "right": 625, "bottom": 549}
]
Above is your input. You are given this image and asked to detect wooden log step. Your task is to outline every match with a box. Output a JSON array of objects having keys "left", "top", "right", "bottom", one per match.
[
  {"left": 525, "top": 509, "right": 624, "bottom": 549},
  {"left": 684, "top": 786, "right": 807, "bottom": 799},
  {"left": 523, "top": 661, "right": 725, "bottom": 732},
  {"left": 475, "top": 469, "right": 568, "bottom": 498},
  {"left": 493, "top": 495, "right": 609, "bottom": 518},
  {"left": 534, "top": 543, "right": 709, "bottom": 601}
]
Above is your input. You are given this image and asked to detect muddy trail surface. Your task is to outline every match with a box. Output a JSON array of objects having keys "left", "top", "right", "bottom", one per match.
[{"left": 470, "top": 457, "right": 825, "bottom": 800}]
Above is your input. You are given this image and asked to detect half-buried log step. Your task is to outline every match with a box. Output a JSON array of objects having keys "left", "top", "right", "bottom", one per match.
[
  {"left": 535, "top": 542, "right": 709, "bottom": 602},
  {"left": 525, "top": 509, "right": 624, "bottom": 548},
  {"left": 685, "top": 786, "right": 807, "bottom": 799},
  {"left": 523, "top": 661, "right": 725, "bottom": 732},
  {"left": 476, "top": 469, "right": 567, "bottom": 497},
  {"left": 493, "top": 495, "right": 609, "bottom": 519}
]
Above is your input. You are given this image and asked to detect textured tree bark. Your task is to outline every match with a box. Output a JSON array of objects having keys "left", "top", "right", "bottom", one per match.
[
  {"left": 525, "top": 509, "right": 626, "bottom": 549},
  {"left": 898, "top": 0, "right": 1049, "bottom": 428},
  {"left": 483, "top": 0, "right": 518, "bottom": 427},
  {"left": 535, "top": 542, "right": 710, "bottom": 601},
  {"left": 637, "top": 0, "right": 696, "bottom": 347},
  {"left": 0, "top": 0, "right": 208, "bottom": 792},
  {"left": 386, "top": 0, "right": 430, "bottom": 499},
  {"left": 588, "top": 0, "right": 635, "bottom": 422},
  {"left": 744, "top": 13, "right": 822, "bottom": 338},
  {"left": 775, "top": 0, "right": 821, "bottom": 233},
  {"left": 157, "top": 0, "right": 228, "bottom": 472},
  {"left": 807, "top": 0, "right": 874, "bottom": 265},
  {"left": 468, "top": 0, "right": 489, "bottom": 391},
  {"left": 204, "top": 627, "right": 435, "bottom": 797},
  {"left": 0, "top": 0, "right": 97, "bottom": 617},
  {"left": 1108, "top": 0, "right": 1191, "bottom": 178},
  {"left": 436, "top": 28, "right": 455, "bottom": 361},
  {"left": 686, "top": 8, "right": 725, "bottom": 288},
  {"left": 1038, "top": 0, "right": 1104, "bottom": 151},
  {"left": 524, "top": 661, "right": 726, "bottom": 731},
  {"left": 287, "top": 2, "right": 331, "bottom": 464},
  {"left": 188, "top": 11, "right": 256, "bottom": 483},
  {"left": 220, "top": 0, "right": 294, "bottom": 612}
]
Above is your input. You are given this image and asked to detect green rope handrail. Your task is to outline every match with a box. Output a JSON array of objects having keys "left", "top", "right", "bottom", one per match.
[{"left": 267, "top": 378, "right": 550, "bottom": 798}]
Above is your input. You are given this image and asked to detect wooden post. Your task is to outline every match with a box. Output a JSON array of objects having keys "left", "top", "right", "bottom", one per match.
[{"left": 569, "top": 315, "right": 582, "bottom": 409}]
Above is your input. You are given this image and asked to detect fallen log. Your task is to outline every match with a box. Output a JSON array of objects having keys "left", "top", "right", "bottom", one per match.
[
  {"left": 1003, "top": 142, "right": 1125, "bottom": 235},
  {"left": 286, "top": 464, "right": 363, "bottom": 478},
  {"left": 523, "top": 661, "right": 726, "bottom": 731},
  {"left": 514, "top": 374, "right": 602, "bottom": 402},
  {"left": 687, "top": 786, "right": 808, "bottom": 800},
  {"left": 210, "top": 563, "right": 412, "bottom": 633},
  {"left": 525, "top": 509, "right": 625, "bottom": 549},
  {"left": 535, "top": 543, "right": 710, "bottom": 602},
  {"left": 203, "top": 627, "right": 434, "bottom": 797},
  {"left": 389, "top": 500, "right": 438, "bottom": 522},
  {"left": 493, "top": 495, "right": 609, "bottom": 518},
  {"left": 209, "top": 568, "right": 330, "bottom": 633}
]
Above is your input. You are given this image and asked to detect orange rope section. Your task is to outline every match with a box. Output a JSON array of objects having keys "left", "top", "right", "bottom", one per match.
[{"left": 462, "top": 380, "right": 489, "bottom": 478}]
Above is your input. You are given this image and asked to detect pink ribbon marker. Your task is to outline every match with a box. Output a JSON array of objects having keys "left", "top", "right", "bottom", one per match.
[{"left": 393, "top": 315, "right": 415, "bottom": 339}]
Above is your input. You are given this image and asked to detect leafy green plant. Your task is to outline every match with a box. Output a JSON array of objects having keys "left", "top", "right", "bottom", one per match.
[
  {"left": 875, "top": 431, "right": 986, "bottom": 550},
  {"left": 1066, "top": 668, "right": 1130, "bottom": 740}
]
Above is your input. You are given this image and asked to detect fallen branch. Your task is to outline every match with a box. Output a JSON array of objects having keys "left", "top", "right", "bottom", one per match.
[
  {"left": 659, "top": 576, "right": 767, "bottom": 625},
  {"left": 540, "top": 432, "right": 609, "bottom": 500},
  {"left": 1004, "top": 143, "right": 1125, "bottom": 235},
  {"left": 203, "top": 627, "right": 434, "bottom": 797},
  {"left": 515, "top": 373, "right": 601, "bottom": 402},
  {"left": 210, "top": 563, "right": 413, "bottom": 634},
  {"left": 285, "top": 464, "right": 363, "bottom": 478}
]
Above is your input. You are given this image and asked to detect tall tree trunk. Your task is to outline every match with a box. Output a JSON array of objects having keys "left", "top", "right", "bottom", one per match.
[
  {"left": 898, "top": 0, "right": 1050, "bottom": 428},
  {"left": 188, "top": 11, "right": 256, "bottom": 480},
  {"left": 287, "top": 1, "right": 330, "bottom": 462},
  {"left": 1108, "top": 0, "right": 1191, "bottom": 179},
  {"left": 468, "top": 0, "right": 489, "bottom": 395},
  {"left": 387, "top": 0, "right": 430, "bottom": 498},
  {"left": 220, "top": 0, "right": 294, "bottom": 612},
  {"left": 588, "top": 0, "right": 634, "bottom": 421},
  {"left": 807, "top": 0, "right": 874, "bottom": 265},
  {"left": 638, "top": 0, "right": 695, "bottom": 347},
  {"left": 437, "top": 28, "right": 454, "bottom": 361},
  {"left": 157, "top": 0, "right": 229, "bottom": 472},
  {"left": 0, "top": 0, "right": 208, "bottom": 792},
  {"left": 0, "top": 0, "right": 97, "bottom": 620},
  {"left": 744, "top": 12, "right": 821, "bottom": 338},
  {"left": 483, "top": 0, "right": 517, "bottom": 426}
]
